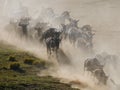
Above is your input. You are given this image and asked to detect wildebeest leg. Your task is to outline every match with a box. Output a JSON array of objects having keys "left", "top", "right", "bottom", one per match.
[
  {"left": 47, "top": 47, "right": 52, "bottom": 59},
  {"left": 55, "top": 48, "right": 58, "bottom": 59},
  {"left": 47, "top": 47, "right": 49, "bottom": 55},
  {"left": 49, "top": 47, "right": 52, "bottom": 55},
  {"left": 84, "top": 66, "right": 86, "bottom": 72},
  {"left": 83, "top": 67, "right": 86, "bottom": 75},
  {"left": 22, "top": 26, "right": 28, "bottom": 39},
  {"left": 47, "top": 46, "right": 50, "bottom": 56},
  {"left": 91, "top": 71, "right": 98, "bottom": 84},
  {"left": 84, "top": 69, "right": 88, "bottom": 77},
  {"left": 84, "top": 70, "right": 91, "bottom": 77}
]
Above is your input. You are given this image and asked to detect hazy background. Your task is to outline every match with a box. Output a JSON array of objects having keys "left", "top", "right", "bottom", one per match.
[
  {"left": 0, "top": 0, "right": 120, "bottom": 90},
  {"left": 0, "top": 0, "right": 120, "bottom": 54}
]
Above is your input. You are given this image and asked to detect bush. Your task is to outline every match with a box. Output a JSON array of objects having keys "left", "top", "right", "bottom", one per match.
[
  {"left": 8, "top": 56, "right": 16, "bottom": 62},
  {"left": 33, "top": 61, "right": 46, "bottom": 68},
  {"left": 10, "top": 63, "right": 20, "bottom": 70},
  {"left": 24, "top": 58, "right": 34, "bottom": 65},
  {"left": 2, "top": 67, "right": 8, "bottom": 70}
]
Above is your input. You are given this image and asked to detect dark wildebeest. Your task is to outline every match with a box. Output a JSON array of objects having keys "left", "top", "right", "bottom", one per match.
[
  {"left": 40, "top": 28, "right": 56, "bottom": 42},
  {"left": 45, "top": 37, "right": 61, "bottom": 56},
  {"left": 93, "top": 69, "right": 108, "bottom": 85},
  {"left": 41, "top": 28, "right": 62, "bottom": 42},
  {"left": 84, "top": 58, "right": 104, "bottom": 73},
  {"left": 19, "top": 17, "right": 30, "bottom": 37},
  {"left": 42, "top": 28, "right": 62, "bottom": 56}
]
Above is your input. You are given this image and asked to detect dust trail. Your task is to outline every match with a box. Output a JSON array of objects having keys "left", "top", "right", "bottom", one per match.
[{"left": 0, "top": 0, "right": 120, "bottom": 90}]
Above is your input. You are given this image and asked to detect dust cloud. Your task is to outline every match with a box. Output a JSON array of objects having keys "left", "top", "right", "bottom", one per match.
[{"left": 0, "top": 0, "right": 120, "bottom": 90}]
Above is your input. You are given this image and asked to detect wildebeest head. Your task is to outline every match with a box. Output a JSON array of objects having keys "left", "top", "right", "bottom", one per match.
[
  {"left": 42, "top": 28, "right": 56, "bottom": 39},
  {"left": 61, "top": 11, "right": 70, "bottom": 19},
  {"left": 81, "top": 25, "right": 92, "bottom": 32},
  {"left": 19, "top": 17, "right": 30, "bottom": 26},
  {"left": 84, "top": 57, "right": 104, "bottom": 73},
  {"left": 69, "top": 18, "right": 79, "bottom": 28}
]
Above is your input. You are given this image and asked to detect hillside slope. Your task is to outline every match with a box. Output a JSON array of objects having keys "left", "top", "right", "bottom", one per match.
[{"left": 0, "top": 42, "right": 79, "bottom": 90}]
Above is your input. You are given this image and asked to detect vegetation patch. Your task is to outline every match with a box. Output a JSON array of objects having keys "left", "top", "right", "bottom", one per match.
[
  {"left": 10, "top": 62, "right": 20, "bottom": 70},
  {"left": 24, "top": 58, "right": 34, "bottom": 65},
  {"left": 8, "top": 56, "right": 16, "bottom": 62},
  {"left": 33, "top": 61, "right": 46, "bottom": 68},
  {"left": 0, "top": 43, "right": 78, "bottom": 90}
]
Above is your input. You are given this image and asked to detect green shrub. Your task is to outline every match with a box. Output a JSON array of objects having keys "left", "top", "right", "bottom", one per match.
[
  {"left": 8, "top": 56, "right": 16, "bottom": 62},
  {"left": 10, "top": 63, "right": 20, "bottom": 70},
  {"left": 24, "top": 58, "right": 34, "bottom": 65},
  {"left": 2, "top": 67, "right": 8, "bottom": 70},
  {"left": 33, "top": 61, "right": 46, "bottom": 68}
]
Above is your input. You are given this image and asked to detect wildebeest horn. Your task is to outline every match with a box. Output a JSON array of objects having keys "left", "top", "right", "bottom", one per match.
[{"left": 75, "top": 20, "right": 79, "bottom": 23}]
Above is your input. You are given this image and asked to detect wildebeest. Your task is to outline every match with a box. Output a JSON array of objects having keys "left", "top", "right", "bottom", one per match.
[
  {"left": 41, "top": 28, "right": 56, "bottom": 41},
  {"left": 34, "top": 23, "right": 44, "bottom": 37},
  {"left": 61, "top": 19, "right": 94, "bottom": 52},
  {"left": 93, "top": 69, "right": 108, "bottom": 85},
  {"left": 45, "top": 36, "right": 61, "bottom": 56},
  {"left": 42, "top": 28, "right": 62, "bottom": 56},
  {"left": 18, "top": 17, "right": 30, "bottom": 37},
  {"left": 84, "top": 58, "right": 104, "bottom": 73},
  {"left": 61, "top": 19, "right": 80, "bottom": 42},
  {"left": 53, "top": 11, "right": 71, "bottom": 26},
  {"left": 34, "top": 22, "right": 48, "bottom": 40},
  {"left": 41, "top": 28, "right": 62, "bottom": 41}
]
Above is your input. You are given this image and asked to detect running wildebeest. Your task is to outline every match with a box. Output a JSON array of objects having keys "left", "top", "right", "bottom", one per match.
[
  {"left": 79, "top": 25, "right": 95, "bottom": 49},
  {"left": 34, "top": 23, "right": 43, "bottom": 37},
  {"left": 84, "top": 58, "right": 104, "bottom": 73},
  {"left": 53, "top": 11, "right": 71, "bottom": 26},
  {"left": 42, "top": 28, "right": 62, "bottom": 56},
  {"left": 18, "top": 17, "right": 30, "bottom": 37},
  {"left": 41, "top": 28, "right": 56, "bottom": 41},
  {"left": 34, "top": 22, "right": 48, "bottom": 40},
  {"left": 61, "top": 19, "right": 80, "bottom": 42},
  {"left": 93, "top": 69, "right": 108, "bottom": 85},
  {"left": 41, "top": 28, "right": 62, "bottom": 42},
  {"left": 45, "top": 36, "right": 61, "bottom": 56}
]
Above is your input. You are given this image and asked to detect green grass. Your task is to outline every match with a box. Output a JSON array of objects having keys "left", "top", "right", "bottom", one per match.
[{"left": 0, "top": 43, "right": 78, "bottom": 90}]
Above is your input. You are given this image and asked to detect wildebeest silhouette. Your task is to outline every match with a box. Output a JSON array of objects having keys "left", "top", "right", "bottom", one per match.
[
  {"left": 45, "top": 37, "right": 61, "bottom": 56},
  {"left": 41, "top": 28, "right": 62, "bottom": 41},
  {"left": 42, "top": 28, "right": 62, "bottom": 56},
  {"left": 34, "top": 22, "right": 48, "bottom": 38},
  {"left": 84, "top": 58, "right": 104, "bottom": 73},
  {"left": 93, "top": 69, "right": 108, "bottom": 85},
  {"left": 18, "top": 17, "right": 30, "bottom": 37},
  {"left": 41, "top": 28, "right": 56, "bottom": 41}
]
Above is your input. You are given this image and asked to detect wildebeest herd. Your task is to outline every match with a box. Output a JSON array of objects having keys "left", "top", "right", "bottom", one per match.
[
  {"left": 6, "top": 9, "right": 95, "bottom": 57},
  {"left": 6, "top": 8, "right": 116, "bottom": 85}
]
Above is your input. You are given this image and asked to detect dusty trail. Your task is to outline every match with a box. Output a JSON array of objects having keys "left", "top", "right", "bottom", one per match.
[
  {"left": 57, "top": 49, "right": 72, "bottom": 65},
  {"left": 0, "top": 29, "right": 120, "bottom": 90},
  {"left": 0, "top": 28, "right": 119, "bottom": 90},
  {"left": 0, "top": 0, "right": 120, "bottom": 90}
]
